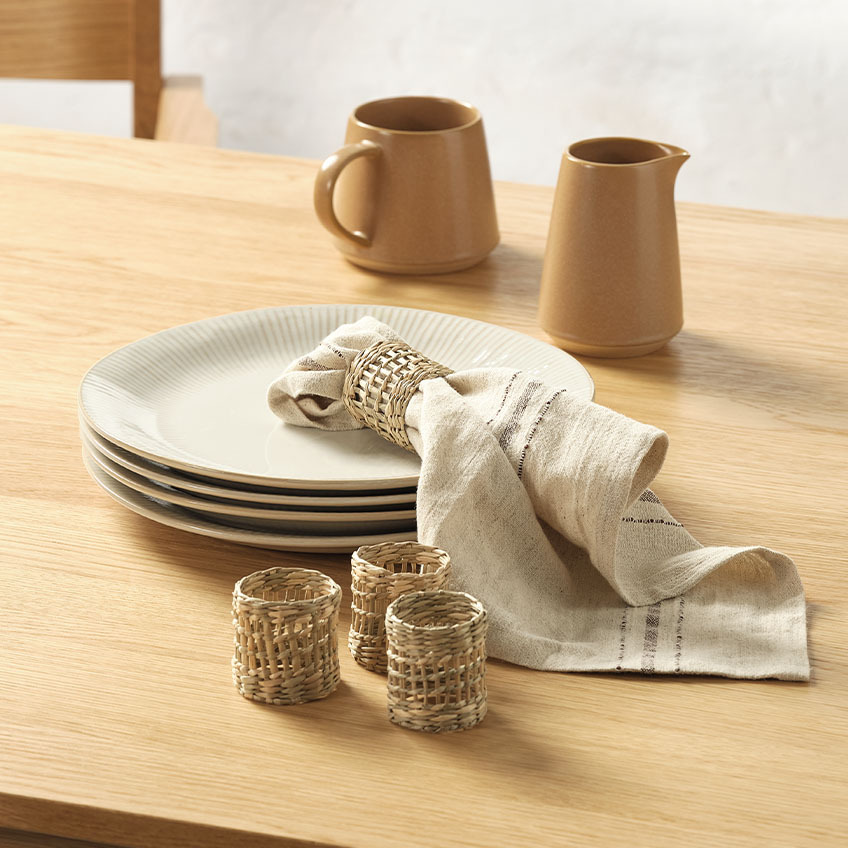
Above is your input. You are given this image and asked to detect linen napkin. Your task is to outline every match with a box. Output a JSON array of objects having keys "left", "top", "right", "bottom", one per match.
[{"left": 268, "top": 317, "right": 809, "bottom": 680}]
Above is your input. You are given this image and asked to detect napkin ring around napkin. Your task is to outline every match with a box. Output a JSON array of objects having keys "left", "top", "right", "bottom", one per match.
[{"left": 343, "top": 340, "right": 453, "bottom": 452}]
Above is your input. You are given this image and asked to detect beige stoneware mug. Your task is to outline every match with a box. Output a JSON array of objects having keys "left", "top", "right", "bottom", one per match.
[{"left": 314, "top": 96, "right": 499, "bottom": 274}]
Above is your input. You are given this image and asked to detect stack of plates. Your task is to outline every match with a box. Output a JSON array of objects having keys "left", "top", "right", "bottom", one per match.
[{"left": 79, "top": 304, "right": 593, "bottom": 552}]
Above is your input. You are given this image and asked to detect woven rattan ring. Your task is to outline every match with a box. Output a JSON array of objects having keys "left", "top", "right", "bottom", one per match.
[
  {"left": 342, "top": 340, "right": 453, "bottom": 452},
  {"left": 386, "top": 590, "right": 488, "bottom": 733},
  {"left": 232, "top": 567, "right": 341, "bottom": 706},
  {"left": 349, "top": 541, "right": 452, "bottom": 674}
]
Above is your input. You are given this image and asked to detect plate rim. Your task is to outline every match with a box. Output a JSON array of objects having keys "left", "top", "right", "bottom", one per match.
[
  {"left": 84, "top": 440, "right": 417, "bottom": 523},
  {"left": 83, "top": 450, "right": 419, "bottom": 553},
  {"left": 81, "top": 421, "right": 418, "bottom": 506}
]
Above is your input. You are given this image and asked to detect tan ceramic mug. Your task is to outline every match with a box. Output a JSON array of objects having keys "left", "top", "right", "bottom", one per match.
[{"left": 314, "top": 96, "right": 499, "bottom": 274}]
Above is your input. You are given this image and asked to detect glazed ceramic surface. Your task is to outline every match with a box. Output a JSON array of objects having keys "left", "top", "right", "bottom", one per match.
[
  {"left": 84, "top": 441, "right": 417, "bottom": 534},
  {"left": 539, "top": 137, "right": 689, "bottom": 358},
  {"left": 79, "top": 304, "right": 594, "bottom": 490},
  {"left": 81, "top": 422, "right": 417, "bottom": 507},
  {"left": 82, "top": 451, "right": 417, "bottom": 553},
  {"left": 314, "top": 96, "right": 499, "bottom": 273}
]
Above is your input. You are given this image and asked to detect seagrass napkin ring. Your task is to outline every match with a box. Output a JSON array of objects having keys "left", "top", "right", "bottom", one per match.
[
  {"left": 385, "top": 589, "right": 488, "bottom": 733},
  {"left": 342, "top": 340, "right": 453, "bottom": 452},
  {"left": 349, "top": 541, "right": 452, "bottom": 674},
  {"left": 232, "top": 567, "right": 341, "bottom": 706}
]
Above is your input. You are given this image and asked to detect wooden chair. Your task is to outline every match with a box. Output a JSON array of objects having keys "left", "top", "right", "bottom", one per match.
[{"left": 0, "top": 0, "right": 217, "bottom": 144}]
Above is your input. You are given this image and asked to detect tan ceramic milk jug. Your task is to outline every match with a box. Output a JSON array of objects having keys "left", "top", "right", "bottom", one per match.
[{"left": 538, "top": 137, "right": 689, "bottom": 357}]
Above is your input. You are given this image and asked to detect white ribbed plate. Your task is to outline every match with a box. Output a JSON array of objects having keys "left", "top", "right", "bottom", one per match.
[
  {"left": 83, "top": 451, "right": 417, "bottom": 552},
  {"left": 81, "top": 422, "right": 417, "bottom": 507},
  {"left": 84, "top": 441, "right": 417, "bottom": 534},
  {"left": 79, "top": 304, "right": 594, "bottom": 490}
]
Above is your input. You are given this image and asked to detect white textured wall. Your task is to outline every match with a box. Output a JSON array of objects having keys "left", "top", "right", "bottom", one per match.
[
  {"left": 2, "top": 1, "right": 846, "bottom": 216},
  {"left": 160, "top": 0, "right": 848, "bottom": 216}
]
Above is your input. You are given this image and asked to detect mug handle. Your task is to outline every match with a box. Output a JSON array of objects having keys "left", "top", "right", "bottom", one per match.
[{"left": 313, "top": 140, "right": 381, "bottom": 247}]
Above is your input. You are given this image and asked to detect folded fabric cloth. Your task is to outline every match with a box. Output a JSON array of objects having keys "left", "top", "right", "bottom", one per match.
[{"left": 268, "top": 317, "right": 809, "bottom": 680}]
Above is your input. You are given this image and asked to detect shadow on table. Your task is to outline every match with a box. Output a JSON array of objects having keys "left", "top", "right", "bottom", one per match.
[
  {"left": 254, "top": 680, "right": 585, "bottom": 796},
  {"left": 328, "top": 242, "right": 545, "bottom": 295},
  {"left": 595, "top": 329, "right": 848, "bottom": 426},
  {"left": 127, "top": 515, "right": 351, "bottom": 592}
]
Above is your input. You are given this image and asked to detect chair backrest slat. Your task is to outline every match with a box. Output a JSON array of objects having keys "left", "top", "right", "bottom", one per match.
[
  {"left": 0, "top": 0, "right": 161, "bottom": 138},
  {"left": 0, "top": 0, "right": 133, "bottom": 80}
]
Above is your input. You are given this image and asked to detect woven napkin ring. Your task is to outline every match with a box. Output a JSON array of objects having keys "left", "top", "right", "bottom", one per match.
[
  {"left": 342, "top": 340, "right": 453, "bottom": 452},
  {"left": 386, "top": 590, "right": 488, "bottom": 733},
  {"left": 349, "top": 541, "right": 452, "bottom": 674},
  {"left": 232, "top": 567, "right": 342, "bottom": 706}
]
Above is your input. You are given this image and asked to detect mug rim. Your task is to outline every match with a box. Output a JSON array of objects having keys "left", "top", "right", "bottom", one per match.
[{"left": 352, "top": 96, "right": 481, "bottom": 135}]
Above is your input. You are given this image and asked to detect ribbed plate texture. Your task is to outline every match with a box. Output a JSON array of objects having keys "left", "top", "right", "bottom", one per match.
[{"left": 79, "top": 305, "right": 593, "bottom": 489}]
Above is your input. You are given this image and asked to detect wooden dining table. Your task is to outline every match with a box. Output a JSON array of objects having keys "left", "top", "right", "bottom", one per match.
[{"left": 1, "top": 125, "right": 846, "bottom": 848}]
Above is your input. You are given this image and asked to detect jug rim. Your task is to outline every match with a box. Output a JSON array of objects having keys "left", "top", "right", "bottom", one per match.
[{"left": 567, "top": 137, "right": 689, "bottom": 167}]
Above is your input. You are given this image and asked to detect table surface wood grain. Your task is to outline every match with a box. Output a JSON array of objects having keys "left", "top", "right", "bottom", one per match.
[{"left": 1, "top": 126, "right": 846, "bottom": 848}]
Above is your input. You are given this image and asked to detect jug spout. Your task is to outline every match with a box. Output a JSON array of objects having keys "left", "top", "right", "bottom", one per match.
[
  {"left": 661, "top": 143, "right": 689, "bottom": 160},
  {"left": 659, "top": 143, "right": 689, "bottom": 176}
]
